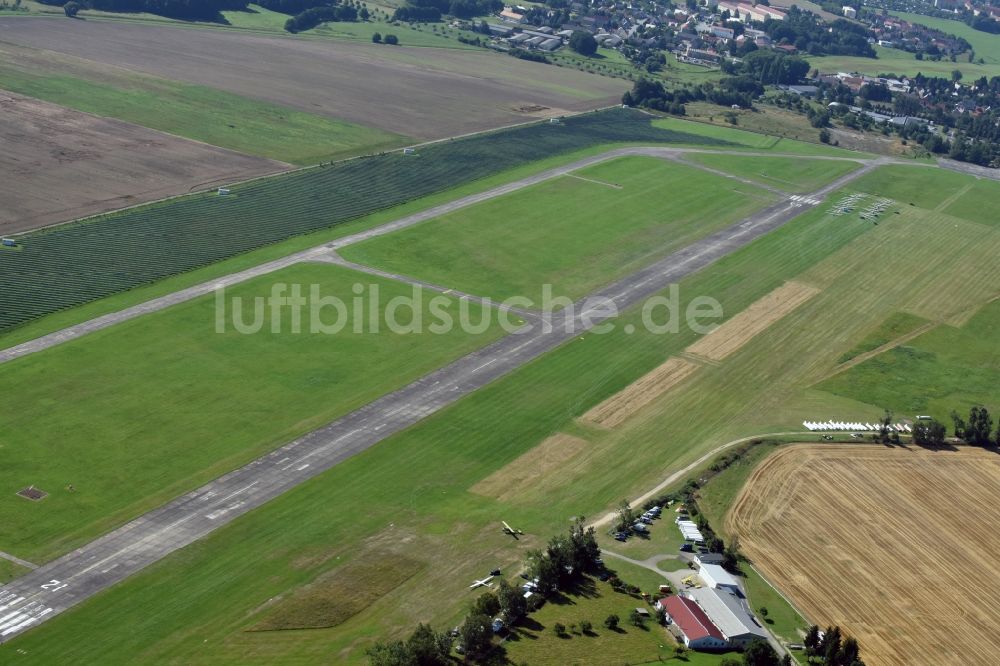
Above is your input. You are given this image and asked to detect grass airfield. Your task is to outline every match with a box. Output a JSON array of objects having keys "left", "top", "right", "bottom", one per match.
[
  {"left": 341, "top": 156, "right": 779, "bottom": 304},
  {"left": 2, "top": 118, "right": 1000, "bottom": 664}
]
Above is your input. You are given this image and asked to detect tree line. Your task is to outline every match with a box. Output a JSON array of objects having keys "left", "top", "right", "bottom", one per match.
[
  {"left": 41, "top": 0, "right": 247, "bottom": 20},
  {"left": 283, "top": 1, "right": 359, "bottom": 33},
  {"left": 367, "top": 518, "right": 601, "bottom": 664},
  {"left": 804, "top": 625, "right": 866, "bottom": 666},
  {"left": 392, "top": 0, "right": 499, "bottom": 22}
]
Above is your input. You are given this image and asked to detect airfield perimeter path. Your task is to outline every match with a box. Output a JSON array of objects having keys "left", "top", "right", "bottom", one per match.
[{"left": 0, "top": 151, "right": 889, "bottom": 643}]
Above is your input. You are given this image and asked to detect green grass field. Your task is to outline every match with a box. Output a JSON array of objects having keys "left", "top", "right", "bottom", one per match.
[
  {"left": 652, "top": 115, "right": 868, "bottom": 157},
  {"left": 501, "top": 577, "right": 732, "bottom": 666},
  {"left": 0, "top": 262, "right": 504, "bottom": 562},
  {"left": 684, "top": 153, "right": 863, "bottom": 193},
  {"left": 819, "top": 298, "right": 1000, "bottom": 420},
  {"left": 341, "top": 157, "right": 778, "bottom": 304},
  {"left": 2, "top": 171, "right": 886, "bottom": 663},
  {"left": 891, "top": 11, "right": 1000, "bottom": 64},
  {"left": 810, "top": 44, "right": 1000, "bottom": 80},
  {"left": 5, "top": 156, "right": 999, "bottom": 664},
  {"left": 0, "top": 50, "right": 407, "bottom": 164}
]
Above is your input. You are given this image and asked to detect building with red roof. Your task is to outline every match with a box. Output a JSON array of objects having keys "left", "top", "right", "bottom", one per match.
[{"left": 656, "top": 595, "right": 728, "bottom": 650}]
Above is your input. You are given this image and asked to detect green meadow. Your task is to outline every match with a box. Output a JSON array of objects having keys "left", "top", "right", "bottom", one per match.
[
  {"left": 4, "top": 149, "right": 999, "bottom": 664},
  {"left": 685, "top": 153, "right": 863, "bottom": 193},
  {"left": 341, "top": 157, "right": 778, "bottom": 304},
  {"left": 0, "top": 262, "right": 504, "bottom": 562}
]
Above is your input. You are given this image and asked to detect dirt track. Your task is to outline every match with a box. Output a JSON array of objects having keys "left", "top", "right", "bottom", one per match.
[
  {"left": 0, "top": 18, "right": 624, "bottom": 140},
  {"left": 729, "top": 444, "right": 1000, "bottom": 666},
  {"left": 0, "top": 90, "right": 288, "bottom": 234}
]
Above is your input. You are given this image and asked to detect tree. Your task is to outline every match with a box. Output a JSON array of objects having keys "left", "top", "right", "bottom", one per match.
[
  {"left": 804, "top": 625, "right": 821, "bottom": 656},
  {"left": 359, "top": 6, "right": 369, "bottom": 19},
  {"left": 64, "top": 1, "right": 81, "bottom": 16},
  {"left": 459, "top": 613, "right": 493, "bottom": 660},
  {"left": 819, "top": 128, "right": 832, "bottom": 144},
  {"left": 743, "top": 639, "right": 780, "bottom": 666},
  {"left": 952, "top": 69, "right": 963, "bottom": 82},
  {"left": 838, "top": 636, "right": 861, "bottom": 665},
  {"left": 405, "top": 623, "right": 450, "bottom": 666},
  {"left": 723, "top": 535, "right": 742, "bottom": 571},
  {"left": 913, "top": 419, "right": 947, "bottom": 446},
  {"left": 655, "top": 607, "right": 667, "bottom": 625},
  {"left": 822, "top": 625, "right": 843, "bottom": 665},
  {"left": 569, "top": 30, "right": 598, "bottom": 57},
  {"left": 366, "top": 640, "right": 414, "bottom": 666},
  {"left": 553, "top": 621, "right": 566, "bottom": 635},
  {"left": 628, "top": 608, "right": 644, "bottom": 627},
  {"left": 965, "top": 406, "right": 994, "bottom": 446},
  {"left": 580, "top": 619, "right": 593, "bottom": 634},
  {"left": 758, "top": 606, "right": 769, "bottom": 620},
  {"left": 614, "top": 499, "right": 636, "bottom": 534},
  {"left": 471, "top": 590, "right": 500, "bottom": 618},
  {"left": 604, "top": 614, "right": 620, "bottom": 630},
  {"left": 496, "top": 578, "right": 527, "bottom": 623},
  {"left": 372, "top": 31, "right": 382, "bottom": 42},
  {"left": 384, "top": 33, "right": 399, "bottom": 45}
]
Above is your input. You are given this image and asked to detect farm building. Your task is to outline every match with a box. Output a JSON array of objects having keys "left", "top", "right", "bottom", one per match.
[
  {"left": 539, "top": 37, "right": 562, "bottom": 51},
  {"left": 693, "top": 552, "right": 724, "bottom": 566},
  {"left": 687, "top": 587, "right": 769, "bottom": 648},
  {"left": 657, "top": 596, "right": 728, "bottom": 650},
  {"left": 698, "top": 563, "right": 740, "bottom": 591}
]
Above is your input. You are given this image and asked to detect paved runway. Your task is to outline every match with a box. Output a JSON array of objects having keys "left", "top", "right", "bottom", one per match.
[{"left": 0, "top": 152, "right": 888, "bottom": 643}]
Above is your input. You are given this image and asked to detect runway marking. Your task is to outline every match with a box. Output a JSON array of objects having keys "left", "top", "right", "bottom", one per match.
[{"left": 218, "top": 481, "right": 259, "bottom": 504}]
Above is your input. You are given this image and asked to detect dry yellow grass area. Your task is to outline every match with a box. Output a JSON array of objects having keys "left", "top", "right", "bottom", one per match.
[
  {"left": 728, "top": 444, "right": 1000, "bottom": 666},
  {"left": 580, "top": 358, "right": 699, "bottom": 428},
  {"left": 685, "top": 281, "right": 820, "bottom": 361},
  {"left": 470, "top": 433, "right": 589, "bottom": 501}
]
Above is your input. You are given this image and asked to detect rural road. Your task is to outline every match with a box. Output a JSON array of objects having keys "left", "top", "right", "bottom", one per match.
[{"left": 0, "top": 151, "right": 888, "bottom": 644}]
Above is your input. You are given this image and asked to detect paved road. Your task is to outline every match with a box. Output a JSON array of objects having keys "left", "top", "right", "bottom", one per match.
[
  {"left": 0, "top": 147, "right": 875, "bottom": 367},
  {"left": 0, "top": 153, "right": 886, "bottom": 644}
]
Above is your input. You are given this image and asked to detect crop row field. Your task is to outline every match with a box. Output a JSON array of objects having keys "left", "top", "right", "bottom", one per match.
[
  {"left": 0, "top": 41, "right": 409, "bottom": 166},
  {"left": 0, "top": 108, "right": 722, "bottom": 333},
  {"left": 0, "top": 17, "right": 625, "bottom": 139},
  {"left": 729, "top": 444, "right": 1000, "bottom": 666}
]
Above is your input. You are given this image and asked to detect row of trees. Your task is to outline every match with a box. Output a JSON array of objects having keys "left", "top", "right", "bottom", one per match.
[
  {"left": 283, "top": 3, "right": 357, "bottom": 32},
  {"left": 392, "top": 0, "right": 498, "bottom": 22},
  {"left": 952, "top": 406, "right": 996, "bottom": 446},
  {"left": 526, "top": 517, "right": 601, "bottom": 595},
  {"left": 804, "top": 625, "right": 866, "bottom": 666},
  {"left": 43, "top": 0, "right": 247, "bottom": 20}
]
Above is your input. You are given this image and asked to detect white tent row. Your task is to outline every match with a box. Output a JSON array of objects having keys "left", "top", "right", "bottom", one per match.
[
  {"left": 676, "top": 519, "right": 705, "bottom": 543},
  {"left": 803, "top": 421, "right": 912, "bottom": 432}
]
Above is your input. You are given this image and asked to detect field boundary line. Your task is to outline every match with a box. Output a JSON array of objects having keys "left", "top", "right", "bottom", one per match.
[
  {"left": 819, "top": 321, "right": 938, "bottom": 381},
  {"left": 0, "top": 551, "right": 37, "bottom": 570},
  {"left": 587, "top": 431, "right": 812, "bottom": 530},
  {"left": 934, "top": 182, "right": 974, "bottom": 212}
]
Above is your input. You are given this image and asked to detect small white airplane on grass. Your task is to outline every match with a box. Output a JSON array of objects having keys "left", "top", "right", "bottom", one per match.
[
  {"left": 502, "top": 521, "right": 524, "bottom": 538},
  {"left": 469, "top": 577, "right": 494, "bottom": 590}
]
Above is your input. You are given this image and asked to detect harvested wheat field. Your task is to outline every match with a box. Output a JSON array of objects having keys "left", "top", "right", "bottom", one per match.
[
  {"left": 581, "top": 358, "right": 698, "bottom": 428},
  {"left": 686, "top": 281, "right": 820, "bottom": 361},
  {"left": 0, "top": 90, "right": 287, "bottom": 234},
  {"left": 728, "top": 444, "right": 1000, "bottom": 666},
  {"left": 471, "top": 433, "right": 589, "bottom": 501}
]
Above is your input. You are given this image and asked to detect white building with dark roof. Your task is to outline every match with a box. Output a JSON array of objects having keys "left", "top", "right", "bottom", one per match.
[{"left": 687, "top": 587, "right": 769, "bottom": 648}]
